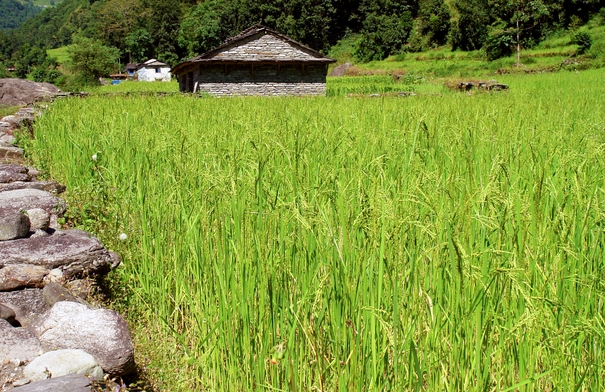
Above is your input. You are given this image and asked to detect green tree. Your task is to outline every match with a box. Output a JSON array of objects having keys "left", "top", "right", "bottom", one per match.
[
  {"left": 178, "top": 1, "right": 224, "bottom": 57},
  {"left": 125, "top": 28, "right": 152, "bottom": 62},
  {"left": 355, "top": 0, "right": 417, "bottom": 61},
  {"left": 146, "top": 0, "right": 182, "bottom": 64},
  {"left": 451, "top": 0, "right": 490, "bottom": 50},
  {"left": 67, "top": 36, "right": 120, "bottom": 83}
]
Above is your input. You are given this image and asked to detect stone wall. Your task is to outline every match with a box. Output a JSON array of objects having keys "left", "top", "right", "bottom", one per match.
[
  {"left": 180, "top": 63, "right": 328, "bottom": 96},
  {"left": 0, "top": 98, "right": 135, "bottom": 391}
]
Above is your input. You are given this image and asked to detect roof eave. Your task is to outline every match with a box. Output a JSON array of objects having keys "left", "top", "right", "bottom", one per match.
[{"left": 172, "top": 58, "right": 336, "bottom": 74}]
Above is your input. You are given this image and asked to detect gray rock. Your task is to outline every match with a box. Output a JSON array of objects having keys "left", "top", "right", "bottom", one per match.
[
  {"left": 21, "top": 349, "right": 103, "bottom": 383},
  {"left": 0, "top": 144, "right": 23, "bottom": 161},
  {"left": 0, "top": 264, "right": 49, "bottom": 291},
  {"left": 0, "top": 164, "right": 30, "bottom": 183},
  {"left": 0, "top": 230, "right": 113, "bottom": 278},
  {"left": 29, "top": 229, "right": 50, "bottom": 238},
  {"left": 34, "top": 301, "right": 134, "bottom": 376},
  {"left": 0, "top": 79, "right": 61, "bottom": 107},
  {"left": 109, "top": 252, "right": 121, "bottom": 269},
  {"left": 0, "top": 180, "right": 66, "bottom": 194},
  {"left": 0, "top": 302, "right": 16, "bottom": 324},
  {"left": 42, "top": 282, "right": 79, "bottom": 307},
  {"left": 11, "top": 373, "right": 92, "bottom": 392},
  {"left": 0, "top": 189, "right": 65, "bottom": 215},
  {"left": 26, "top": 167, "right": 39, "bottom": 179},
  {"left": 329, "top": 62, "right": 353, "bottom": 77},
  {"left": 42, "top": 268, "right": 64, "bottom": 284},
  {"left": 0, "top": 115, "right": 23, "bottom": 128},
  {"left": 0, "top": 132, "right": 15, "bottom": 144},
  {"left": 0, "top": 319, "right": 43, "bottom": 363},
  {"left": 26, "top": 208, "right": 50, "bottom": 231},
  {"left": 0, "top": 289, "right": 49, "bottom": 328},
  {"left": 0, "top": 212, "right": 30, "bottom": 241},
  {"left": 65, "top": 280, "right": 94, "bottom": 301}
]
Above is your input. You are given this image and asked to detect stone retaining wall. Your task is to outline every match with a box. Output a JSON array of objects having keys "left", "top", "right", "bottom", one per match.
[{"left": 0, "top": 98, "right": 135, "bottom": 391}]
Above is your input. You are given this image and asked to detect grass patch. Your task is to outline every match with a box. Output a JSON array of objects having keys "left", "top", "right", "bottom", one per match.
[
  {"left": 47, "top": 46, "right": 71, "bottom": 65},
  {"left": 0, "top": 105, "right": 20, "bottom": 118},
  {"left": 33, "top": 0, "right": 63, "bottom": 7},
  {"left": 88, "top": 80, "right": 180, "bottom": 94}
]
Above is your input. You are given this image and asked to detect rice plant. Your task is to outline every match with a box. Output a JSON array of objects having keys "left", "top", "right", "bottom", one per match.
[{"left": 30, "top": 69, "right": 605, "bottom": 391}]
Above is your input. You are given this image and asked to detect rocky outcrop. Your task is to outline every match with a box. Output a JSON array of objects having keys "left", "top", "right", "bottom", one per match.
[
  {"left": 0, "top": 102, "right": 135, "bottom": 391},
  {"left": 0, "top": 79, "right": 61, "bottom": 107}
]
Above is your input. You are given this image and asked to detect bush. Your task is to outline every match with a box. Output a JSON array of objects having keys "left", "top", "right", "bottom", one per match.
[
  {"left": 571, "top": 31, "right": 592, "bottom": 54},
  {"left": 485, "top": 30, "right": 514, "bottom": 61}
]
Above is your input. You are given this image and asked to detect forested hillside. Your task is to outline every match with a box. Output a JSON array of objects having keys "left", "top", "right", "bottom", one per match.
[
  {"left": 0, "top": 0, "right": 41, "bottom": 30},
  {"left": 1, "top": 0, "right": 604, "bottom": 80}
]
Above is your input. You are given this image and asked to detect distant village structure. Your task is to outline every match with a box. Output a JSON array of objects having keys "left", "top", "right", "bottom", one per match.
[
  {"left": 173, "top": 25, "right": 336, "bottom": 96},
  {"left": 123, "top": 59, "right": 172, "bottom": 82}
]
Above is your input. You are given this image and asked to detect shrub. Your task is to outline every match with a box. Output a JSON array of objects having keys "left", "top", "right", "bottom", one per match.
[
  {"left": 485, "top": 30, "right": 514, "bottom": 61},
  {"left": 571, "top": 31, "right": 592, "bottom": 54}
]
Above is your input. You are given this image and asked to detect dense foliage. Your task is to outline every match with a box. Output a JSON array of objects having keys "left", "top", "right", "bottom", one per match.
[
  {"left": 0, "top": 0, "right": 40, "bottom": 30},
  {"left": 1, "top": 0, "right": 604, "bottom": 73}
]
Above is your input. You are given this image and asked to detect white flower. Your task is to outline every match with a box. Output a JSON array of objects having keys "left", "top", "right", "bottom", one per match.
[
  {"left": 92, "top": 154, "right": 98, "bottom": 161},
  {"left": 119, "top": 233, "right": 128, "bottom": 241}
]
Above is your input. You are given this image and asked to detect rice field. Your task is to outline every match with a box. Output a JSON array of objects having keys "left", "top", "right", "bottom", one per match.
[{"left": 29, "top": 70, "right": 605, "bottom": 391}]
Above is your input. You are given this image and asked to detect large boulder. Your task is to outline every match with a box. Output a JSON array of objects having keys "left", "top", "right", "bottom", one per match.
[
  {"left": 0, "top": 189, "right": 66, "bottom": 215},
  {"left": 0, "top": 79, "right": 60, "bottom": 106},
  {"left": 21, "top": 349, "right": 103, "bottom": 383},
  {"left": 0, "top": 289, "right": 49, "bottom": 328},
  {"left": 34, "top": 301, "right": 135, "bottom": 376},
  {"left": 0, "top": 230, "right": 114, "bottom": 278},
  {"left": 11, "top": 373, "right": 93, "bottom": 392},
  {"left": 0, "top": 319, "right": 43, "bottom": 364}
]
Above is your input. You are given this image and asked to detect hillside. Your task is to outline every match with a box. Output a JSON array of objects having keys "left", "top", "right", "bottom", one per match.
[
  {"left": 1, "top": 0, "right": 604, "bottom": 86},
  {"left": 0, "top": 0, "right": 41, "bottom": 30}
]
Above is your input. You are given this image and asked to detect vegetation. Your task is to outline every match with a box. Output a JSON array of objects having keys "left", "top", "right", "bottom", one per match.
[
  {"left": 2, "top": 0, "right": 605, "bottom": 70},
  {"left": 0, "top": 0, "right": 40, "bottom": 30},
  {"left": 66, "top": 36, "right": 120, "bottom": 84},
  {"left": 0, "top": 105, "right": 20, "bottom": 118},
  {"left": 27, "top": 70, "right": 605, "bottom": 391}
]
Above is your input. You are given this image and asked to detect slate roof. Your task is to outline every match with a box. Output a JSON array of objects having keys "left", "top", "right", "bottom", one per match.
[
  {"left": 173, "top": 25, "right": 335, "bottom": 74},
  {"left": 139, "top": 59, "right": 170, "bottom": 68}
]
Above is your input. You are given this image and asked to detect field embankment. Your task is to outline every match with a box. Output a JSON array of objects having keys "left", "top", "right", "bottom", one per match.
[{"left": 27, "top": 70, "right": 605, "bottom": 390}]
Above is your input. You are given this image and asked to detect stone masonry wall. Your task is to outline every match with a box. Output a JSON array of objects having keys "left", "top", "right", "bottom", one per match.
[{"left": 182, "top": 64, "right": 328, "bottom": 96}]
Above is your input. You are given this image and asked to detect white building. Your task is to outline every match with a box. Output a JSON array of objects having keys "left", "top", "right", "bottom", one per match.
[{"left": 136, "top": 59, "right": 172, "bottom": 82}]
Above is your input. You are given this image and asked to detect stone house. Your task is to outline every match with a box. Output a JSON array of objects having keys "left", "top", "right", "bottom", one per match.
[
  {"left": 172, "top": 25, "right": 335, "bottom": 96},
  {"left": 136, "top": 59, "right": 172, "bottom": 82}
]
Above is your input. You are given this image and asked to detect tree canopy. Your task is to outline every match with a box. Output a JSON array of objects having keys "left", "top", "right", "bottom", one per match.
[{"left": 0, "top": 0, "right": 604, "bottom": 71}]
